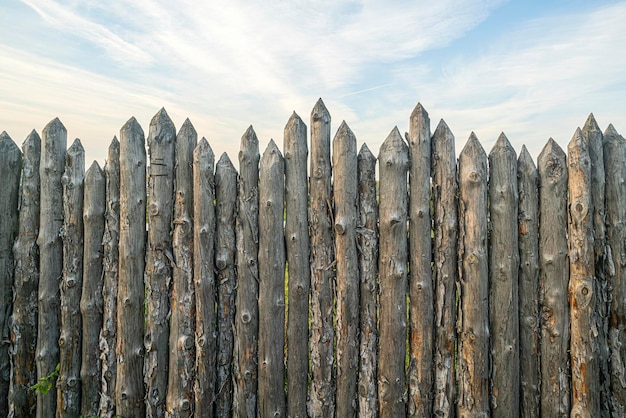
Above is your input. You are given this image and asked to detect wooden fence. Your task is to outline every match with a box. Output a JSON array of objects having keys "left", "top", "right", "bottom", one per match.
[{"left": 0, "top": 99, "right": 625, "bottom": 418}]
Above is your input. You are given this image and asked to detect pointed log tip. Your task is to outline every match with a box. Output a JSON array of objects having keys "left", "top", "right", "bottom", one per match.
[
  {"left": 25, "top": 129, "right": 41, "bottom": 145},
  {"left": 195, "top": 137, "right": 214, "bottom": 158},
  {"left": 604, "top": 123, "right": 619, "bottom": 137},
  {"left": 410, "top": 102, "right": 428, "bottom": 119},
  {"left": 152, "top": 107, "right": 171, "bottom": 123},
  {"left": 286, "top": 111, "right": 304, "bottom": 129},
  {"left": 380, "top": 126, "right": 407, "bottom": 155},
  {"left": 538, "top": 137, "right": 565, "bottom": 161},
  {"left": 0, "top": 131, "right": 10, "bottom": 141},
  {"left": 242, "top": 125, "right": 258, "bottom": 145},
  {"left": 86, "top": 160, "right": 103, "bottom": 175},
  {"left": 359, "top": 142, "right": 373, "bottom": 157},
  {"left": 461, "top": 132, "right": 486, "bottom": 156},
  {"left": 312, "top": 98, "right": 330, "bottom": 120},
  {"left": 217, "top": 152, "right": 234, "bottom": 168},
  {"left": 490, "top": 132, "right": 514, "bottom": 154},
  {"left": 336, "top": 120, "right": 353, "bottom": 137},
  {"left": 263, "top": 139, "right": 282, "bottom": 160},
  {"left": 44, "top": 117, "right": 66, "bottom": 132},
  {"left": 583, "top": 113, "right": 600, "bottom": 131},
  {"left": 178, "top": 118, "right": 197, "bottom": 137},
  {"left": 433, "top": 118, "right": 451, "bottom": 136},
  {"left": 569, "top": 127, "right": 585, "bottom": 147},
  {"left": 518, "top": 145, "right": 536, "bottom": 169},
  {"left": 109, "top": 136, "right": 120, "bottom": 147},
  {"left": 69, "top": 137, "right": 85, "bottom": 152}
]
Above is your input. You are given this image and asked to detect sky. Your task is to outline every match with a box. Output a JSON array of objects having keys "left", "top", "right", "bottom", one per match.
[{"left": 1, "top": 0, "right": 625, "bottom": 167}]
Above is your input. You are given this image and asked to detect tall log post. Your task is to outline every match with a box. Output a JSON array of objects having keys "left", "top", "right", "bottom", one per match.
[
  {"left": 357, "top": 143, "right": 379, "bottom": 417},
  {"left": 99, "top": 137, "right": 120, "bottom": 418},
  {"left": 193, "top": 137, "right": 216, "bottom": 417},
  {"left": 517, "top": 146, "right": 540, "bottom": 418},
  {"left": 0, "top": 131, "right": 22, "bottom": 417},
  {"left": 233, "top": 126, "right": 260, "bottom": 418},
  {"left": 308, "top": 98, "right": 335, "bottom": 417},
  {"left": 168, "top": 119, "right": 198, "bottom": 416},
  {"left": 604, "top": 124, "right": 626, "bottom": 416},
  {"left": 9, "top": 130, "right": 40, "bottom": 418},
  {"left": 457, "top": 133, "right": 490, "bottom": 418},
  {"left": 283, "top": 112, "right": 310, "bottom": 418},
  {"left": 145, "top": 108, "right": 176, "bottom": 418},
  {"left": 488, "top": 133, "right": 520, "bottom": 417},
  {"left": 431, "top": 119, "right": 457, "bottom": 417},
  {"left": 115, "top": 117, "right": 146, "bottom": 418},
  {"left": 538, "top": 138, "right": 570, "bottom": 416},
  {"left": 406, "top": 103, "right": 433, "bottom": 417},
  {"left": 378, "top": 127, "right": 409, "bottom": 418},
  {"left": 80, "top": 161, "right": 105, "bottom": 417},
  {"left": 583, "top": 114, "right": 611, "bottom": 417},
  {"left": 258, "top": 140, "right": 286, "bottom": 418},
  {"left": 57, "top": 138, "right": 85, "bottom": 417},
  {"left": 568, "top": 128, "right": 600, "bottom": 417},
  {"left": 36, "top": 118, "right": 66, "bottom": 418},
  {"left": 215, "top": 153, "right": 237, "bottom": 417},
  {"left": 333, "top": 122, "right": 359, "bottom": 417}
]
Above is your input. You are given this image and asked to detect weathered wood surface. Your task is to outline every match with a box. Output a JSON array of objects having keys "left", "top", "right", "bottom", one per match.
[
  {"left": 80, "top": 161, "right": 105, "bottom": 417},
  {"left": 538, "top": 138, "right": 570, "bottom": 416},
  {"left": 583, "top": 114, "right": 611, "bottom": 417},
  {"left": 9, "top": 130, "right": 39, "bottom": 418},
  {"left": 308, "top": 98, "right": 335, "bottom": 418},
  {"left": 145, "top": 108, "right": 176, "bottom": 418},
  {"left": 604, "top": 124, "right": 626, "bottom": 417},
  {"left": 233, "top": 126, "right": 260, "bottom": 418},
  {"left": 283, "top": 112, "right": 310, "bottom": 418},
  {"left": 99, "top": 137, "right": 120, "bottom": 418},
  {"left": 406, "top": 103, "right": 433, "bottom": 418},
  {"left": 0, "top": 131, "right": 22, "bottom": 417},
  {"left": 258, "top": 140, "right": 286, "bottom": 418},
  {"left": 36, "top": 118, "right": 66, "bottom": 418},
  {"left": 333, "top": 121, "right": 359, "bottom": 417},
  {"left": 568, "top": 128, "right": 600, "bottom": 417},
  {"left": 357, "top": 143, "right": 378, "bottom": 418},
  {"left": 488, "top": 133, "right": 520, "bottom": 417},
  {"left": 215, "top": 153, "right": 237, "bottom": 417},
  {"left": 517, "top": 145, "right": 540, "bottom": 418},
  {"left": 457, "top": 133, "right": 490, "bottom": 418},
  {"left": 193, "top": 137, "right": 216, "bottom": 417},
  {"left": 116, "top": 117, "right": 146, "bottom": 417},
  {"left": 167, "top": 119, "right": 198, "bottom": 416},
  {"left": 431, "top": 119, "right": 457, "bottom": 417},
  {"left": 378, "top": 127, "right": 409, "bottom": 418},
  {"left": 57, "top": 138, "right": 85, "bottom": 417}
]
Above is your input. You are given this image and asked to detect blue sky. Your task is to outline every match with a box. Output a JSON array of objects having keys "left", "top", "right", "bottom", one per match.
[{"left": 1, "top": 0, "right": 625, "bottom": 165}]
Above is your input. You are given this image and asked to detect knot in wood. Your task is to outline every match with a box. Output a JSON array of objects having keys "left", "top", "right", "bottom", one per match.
[
  {"left": 241, "top": 311, "right": 252, "bottom": 324},
  {"left": 468, "top": 171, "right": 479, "bottom": 182},
  {"left": 149, "top": 202, "right": 159, "bottom": 216},
  {"left": 181, "top": 399, "right": 191, "bottom": 411}
]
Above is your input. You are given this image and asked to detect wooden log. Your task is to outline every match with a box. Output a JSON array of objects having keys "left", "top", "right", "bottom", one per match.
[
  {"left": 215, "top": 153, "right": 237, "bottom": 417},
  {"left": 431, "top": 119, "right": 457, "bottom": 417},
  {"left": 488, "top": 133, "right": 520, "bottom": 417},
  {"left": 406, "top": 103, "right": 433, "bottom": 417},
  {"left": 36, "top": 118, "right": 66, "bottom": 418},
  {"left": 333, "top": 121, "right": 359, "bottom": 417},
  {"left": 283, "top": 112, "right": 310, "bottom": 418},
  {"left": 57, "top": 138, "right": 85, "bottom": 417},
  {"left": 457, "top": 133, "right": 490, "bottom": 418},
  {"left": 357, "top": 143, "right": 379, "bottom": 418},
  {"left": 233, "top": 126, "right": 260, "bottom": 418},
  {"left": 116, "top": 117, "right": 146, "bottom": 418},
  {"left": 167, "top": 119, "right": 198, "bottom": 416},
  {"left": 568, "top": 128, "right": 600, "bottom": 417},
  {"left": 145, "top": 108, "right": 176, "bottom": 418},
  {"left": 308, "top": 98, "right": 335, "bottom": 418},
  {"left": 603, "top": 124, "right": 626, "bottom": 416},
  {"left": 378, "top": 127, "right": 409, "bottom": 418},
  {"left": 0, "top": 131, "right": 22, "bottom": 417},
  {"left": 99, "top": 137, "right": 120, "bottom": 418},
  {"left": 583, "top": 114, "right": 611, "bottom": 417},
  {"left": 258, "top": 140, "right": 286, "bottom": 418},
  {"left": 80, "top": 161, "right": 105, "bottom": 417},
  {"left": 517, "top": 145, "right": 540, "bottom": 418},
  {"left": 193, "top": 137, "right": 216, "bottom": 417},
  {"left": 9, "top": 130, "right": 40, "bottom": 418},
  {"left": 538, "top": 138, "right": 570, "bottom": 416}
]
